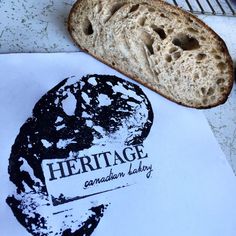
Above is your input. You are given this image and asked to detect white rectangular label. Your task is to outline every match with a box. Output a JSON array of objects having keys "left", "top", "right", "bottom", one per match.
[{"left": 42, "top": 144, "right": 153, "bottom": 206}]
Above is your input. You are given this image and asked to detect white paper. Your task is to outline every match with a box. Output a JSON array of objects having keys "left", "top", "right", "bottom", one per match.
[{"left": 0, "top": 52, "right": 236, "bottom": 236}]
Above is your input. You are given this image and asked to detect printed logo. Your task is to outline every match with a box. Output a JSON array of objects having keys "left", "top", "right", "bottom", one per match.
[
  {"left": 6, "top": 74, "right": 154, "bottom": 236},
  {"left": 43, "top": 144, "right": 153, "bottom": 207}
]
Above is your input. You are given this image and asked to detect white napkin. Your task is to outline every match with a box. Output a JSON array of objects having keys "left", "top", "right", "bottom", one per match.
[{"left": 0, "top": 52, "right": 236, "bottom": 236}]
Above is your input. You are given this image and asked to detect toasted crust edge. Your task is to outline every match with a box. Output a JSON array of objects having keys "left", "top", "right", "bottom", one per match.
[{"left": 68, "top": 0, "right": 234, "bottom": 109}]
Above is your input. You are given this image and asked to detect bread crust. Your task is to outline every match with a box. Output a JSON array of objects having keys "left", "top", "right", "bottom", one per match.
[{"left": 68, "top": 0, "right": 234, "bottom": 109}]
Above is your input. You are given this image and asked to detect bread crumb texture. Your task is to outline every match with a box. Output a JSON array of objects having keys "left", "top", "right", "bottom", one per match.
[{"left": 69, "top": 0, "right": 233, "bottom": 108}]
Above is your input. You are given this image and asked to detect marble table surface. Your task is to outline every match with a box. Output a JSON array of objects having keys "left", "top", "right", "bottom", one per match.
[{"left": 0, "top": 0, "right": 236, "bottom": 174}]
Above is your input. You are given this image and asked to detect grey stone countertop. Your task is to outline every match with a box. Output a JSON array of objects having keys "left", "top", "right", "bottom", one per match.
[{"left": 0, "top": 0, "right": 236, "bottom": 174}]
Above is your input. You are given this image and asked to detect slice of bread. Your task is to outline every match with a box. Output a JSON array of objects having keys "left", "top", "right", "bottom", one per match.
[{"left": 68, "top": 0, "right": 233, "bottom": 108}]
